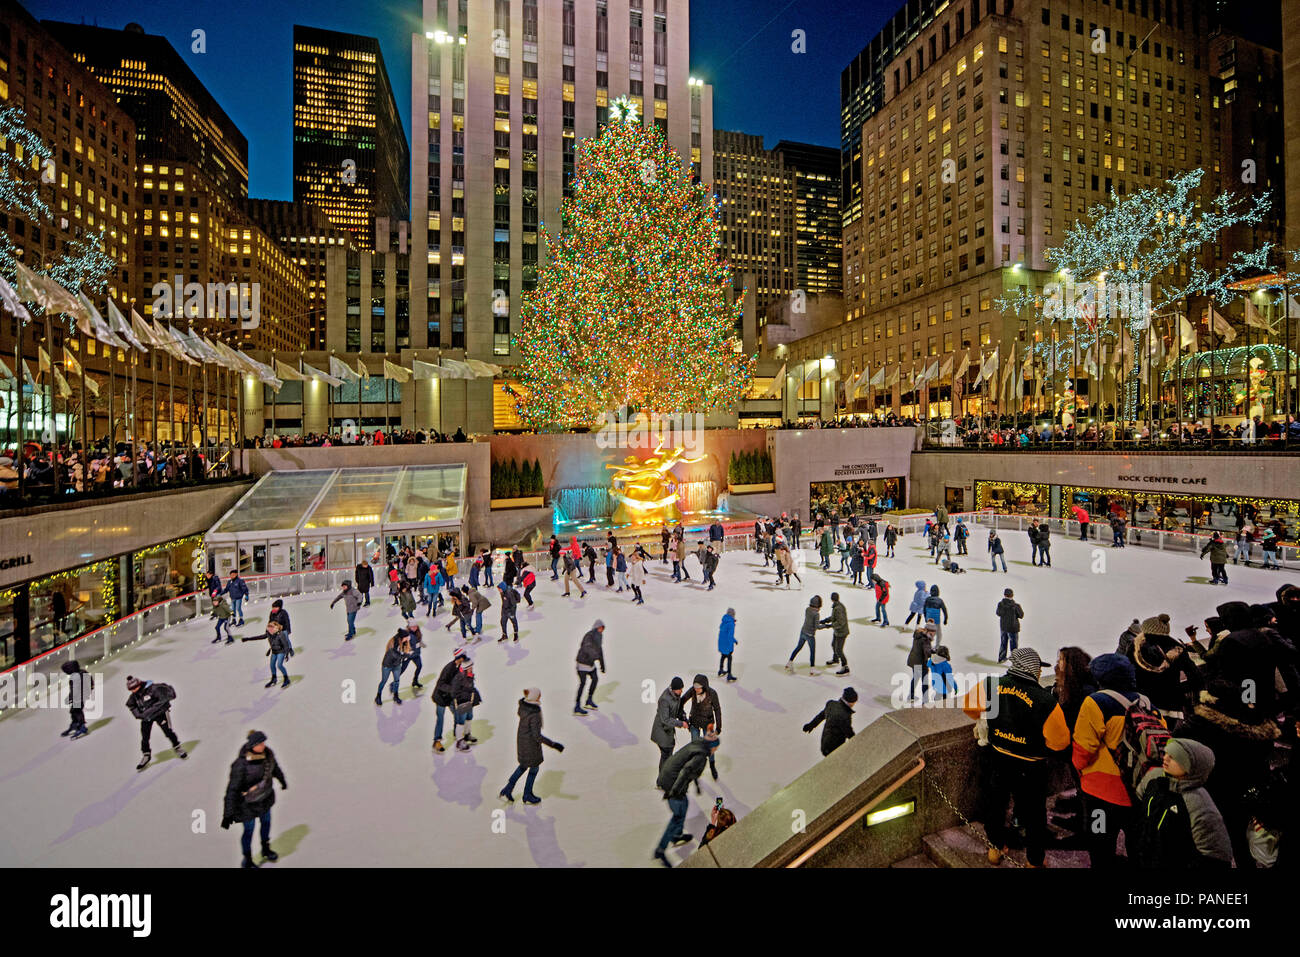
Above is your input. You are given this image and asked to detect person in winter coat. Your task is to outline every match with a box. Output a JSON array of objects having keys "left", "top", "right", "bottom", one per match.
[
  {"left": 206, "top": 571, "right": 226, "bottom": 615},
  {"left": 497, "top": 581, "right": 521, "bottom": 641},
  {"left": 397, "top": 623, "right": 426, "bottom": 688},
  {"left": 226, "top": 573, "right": 249, "bottom": 625},
  {"left": 871, "top": 575, "right": 891, "bottom": 626},
  {"left": 398, "top": 581, "right": 417, "bottom": 622},
  {"left": 1028, "top": 521, "right": 1042, "bottom": 566},
  {"left": 661, "top": 524, "right": 672, "bottom": 564},
  {"left": 988, "top": 530, "right": 1008, "bottom": 572},
  {"left": 375, "top": 632, "right": 410, "bottom": 706},
  {"left": 922, "top": 584, "right": 948, "bottom": 640},
  {"left": 849, "top": 544, "right": 865, "bottom": 587},
  {"left": 776, "top": 542, "right": 801, "bottom": 586},
  {"left": 329, "top": 581, "right": 361, "bottom": 639},
  {"left": 1129, "top": 627, "right": 1202, "bottom": 729},
  {"left": 563, "top": 551, "right": 588, "bottom": 598},
  {"left": 519, "top": 563, "right": 537, "bottom": 607},
  {"left": 1135, "top": 737, "right": 1233, "bottom": 869},
  {"left": 821, "top": 592, "right": 851, "bottom": 676},
  {"left": 651, "top": 677, "right": 687, "bottom": 773},
  {"left": 241, "top": 619, "right": 294, "bottom": 689},
  {"left": 1199, "top": 532, "right": 1230, "bottom": 584},
  {"left": 653, "top": 733, "right": 720, "bottom": 867},
  {"left": 786, "top": 596, "right": 828, "bottom": 673},
  {"left": 583, "top": 542, "right": 598, "bottom": 583},
  {"left": 125, "top": 675, "right": 187, "bottom": 770},
  {"left": 431, "top": 649, "right": 471, "bottom": 752},
  {"left": 717, "top": 609, "right": 738, "bottom": 682},
  {"left": 499, "top": 688, "right": 565, "bottom": 804},
  {"left": 883, "top": 523, "right": 898, "bottom": 557},
  {"left": 387, "top": 564, "right": 401, "bottom": 603},
  {"left": 503, "top": 552, "right": 517, "bottom": 588},
  {"left": 995, "top": 588, "right": 1024, "bottom": 663},
  {"left": 961, "top": 648, "right": 1071, "bottom": 867},
  {"left": 627, "top": 551, "right": 647, "bottom": 604},
  {"left": 818, "top": 528, "right": 833, "bottom": 569},
  {"left": 548, "top": 534, "right": 561, "bottom": 579},
  {"left": 954, "top": 519, "right": 969, "bottom": 555},
  {"left": 213, "top": 596, "right": 234, "bottom": 643},
  {"left": 682, "top": 674, "right": 723, "bottom": 782},
  {"left": 60, "top": 659, "right": 92, "bottom": 739},
  {"left": 930, "top": 645, "right": 956, "bottom": 698},
  {"left": 906, "top": 623, "right": 935, "bottom": 703},
  {"left": 1260, "top": 527, "right": 1280, "bottom": 569},
  {"left": 1110, "top": 513, "right": 1128, "bottom": 547},
  {"left": 933, "top": 530, "right": 952, "bottom": 565},
  {"left": 1072, "top": 654, "right": 1152, "bottom": 868},
  {"left": 221, "top": 730, "right": 288, "bottom": 868},
  {"left": 673, "top": 536, "right": 690, "bottom": 582},
  {"left": 1115, "top": 618, "right": 1142, "bottom": 658},
  {"left": 903, "top": 580, "right": 928, "bottom": 625},
  {"left": 465, "top": 585, "right": 492, "bottom": 635},
  {"left": 446, "top": 660, "right": 482, "bottom": 752},
  {"left": 702, "top": 545, "right": 719, "bottom": 591},
  {"left": 354, "top": 561, "right": 374, "bottom": 606},
  {"left": 803, "top": 687, "right": 857, "bottom": 756},
  {"left": 1035, "top": 522, "right": 1052, "bottom": 567},
  {"left": 268, "top": 599, "right": 291, "bottom": 639},
  {"left": 573, "top": 620, "right": 606, "bottom": 715}
]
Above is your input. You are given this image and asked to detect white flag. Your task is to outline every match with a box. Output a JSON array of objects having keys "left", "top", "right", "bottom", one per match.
[
  {"left": 412, "top": 359, "right": 445, "bottom": 380},
  {"left": 464, "top": 358, "right": 503, "bottom": 377},
  {"left": 1208, "top": 306, "right": 1237, "bottom": 344},
  {"left": 955, "top": 350, "right": 970, "bottom": 380},
  {"left": 869, "top": 366, "right": 886, "bottom": 387},
  {"left": 329, "top": 354, "right": 361, "bottom": 382},
  {"left": 355, "top": 358, "right": 370, "bottom": 379},
  {"left": 442, "top": 357, "right": 477, "bottom": 379},
  {"left": 275, "top": 358, "right": 308, "bottom": 381},
  {"left": 763, "top": 363, "right": 786, "bottom": 398},
  {"left": 76, "top": 292, "right": 129, "bottom": 351},
  {"left": 980, "top": 347, "right": 1000, "bottom": 383},
  {"left": 0, "top": 275, "right": 32, "bottom": 323},
  {"left": 107, "top": 299, "right": 147, "bottom": 351},
  {"left": 939, "top": 354, "right": 954, "bottom": 380},
  {"left": 54, "top": 367, "right": 72, "bottom": 399},
  {"left": 886, "top": 365, "right": 900, "bottom": 388},
  {"left": 1244, "top": 299, "right": 1271, "bottom": 330},
  {"left": 302, "top": 361, "right": 344, "bottom": 387},
  {"left": 1177, "top": 314, "right": 1197, "bottom": 351},
  {"left": 383, "top": 359, "right": 412, "bottom": 383}
]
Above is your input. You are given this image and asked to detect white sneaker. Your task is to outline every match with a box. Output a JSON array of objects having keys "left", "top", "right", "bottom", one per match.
[{"left": 783, "top": 662, "right": 794, "bottom": 672}]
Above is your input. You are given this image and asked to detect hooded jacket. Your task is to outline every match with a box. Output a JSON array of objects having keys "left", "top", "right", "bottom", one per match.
[
  {"left": 804, "top": 698, "right": 855, "bottom": 756},
  {"left": 515, "top": 698, "right": 560, "bottom": 768},
  {"left": 1130, "top": 633, "right": 1202, "bottom": 714},
  {"left": 1136, "top": 739, "right": 1233, "bottom": 869},
  {"left": 576, "top": 627, "right": 606, "bottom": 670},
  {"left": 682, "top": 675, "right": 722, "bottom": 733},
  {"left": 717, "top": 612, "right": 737, "bottom": 654},
  {"left": 1072, "top": 654, "right": 1152, "bottom": 806},
  {"left": 801, "top": 600, "right": 824, "bottom": 636},
  {"left": 907, "top": 581, "right": 928, "bottom": 615},
  {"left": 996, "top": 597, "right": 1023, "bottom": 633},
  {"left": 823, "top": 599, "right": 849, "bottom": 638},
  {"left": 922, "top": 587, "right": 948, "bottom": 624},
  {"left": 1200, "top": 537, "right": 1229, "bottom": 564},
  {"left": 657, "top": 740, "right": 713, "bottom": 798}
]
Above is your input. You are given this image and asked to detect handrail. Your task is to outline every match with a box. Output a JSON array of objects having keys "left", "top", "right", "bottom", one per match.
[{"left": 785, "top": 757, "right": 926, "bottom": 868}]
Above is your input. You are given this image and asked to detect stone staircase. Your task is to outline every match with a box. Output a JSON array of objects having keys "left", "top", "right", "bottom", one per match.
[{"left": 892, "top": 825, "right": 1091, "bottom": 868}]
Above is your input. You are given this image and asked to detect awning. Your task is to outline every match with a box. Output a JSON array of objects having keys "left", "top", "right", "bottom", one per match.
[{"left": 1161, "top": 345, "right": 1300, "bottom": 382}]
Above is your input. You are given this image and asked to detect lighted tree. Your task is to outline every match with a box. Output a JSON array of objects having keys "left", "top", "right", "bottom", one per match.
[
  {"left": 0, "top": 103, "right": 116, "bottom": 304},
  {"left": 515, "top": 98, "right": 753, "bottom": 427},
  {"left": 999, "top": 168, "right": 1273, "bottom": 418}
]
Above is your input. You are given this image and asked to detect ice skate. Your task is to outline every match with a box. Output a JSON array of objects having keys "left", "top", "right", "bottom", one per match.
[{"left": 136, "top": 753, "right": 151, "bottom": 771}]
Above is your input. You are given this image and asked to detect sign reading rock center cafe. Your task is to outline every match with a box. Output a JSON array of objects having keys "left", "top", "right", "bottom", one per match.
[{"left": 1116, "top": 474, "right": 1210, "bottom": 486}]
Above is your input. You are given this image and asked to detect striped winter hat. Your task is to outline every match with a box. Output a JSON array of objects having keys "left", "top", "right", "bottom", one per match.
[{"left": 1007, "top": 648, "right": 1042, "bottom": 682}]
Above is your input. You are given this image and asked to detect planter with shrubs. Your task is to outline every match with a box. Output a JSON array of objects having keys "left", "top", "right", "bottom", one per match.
[
  {"left": 491, "top": 457, "right": 546, "bottom": 509},
  {"left": 727, "top": 449, "right": 774, "bottom": 494}
]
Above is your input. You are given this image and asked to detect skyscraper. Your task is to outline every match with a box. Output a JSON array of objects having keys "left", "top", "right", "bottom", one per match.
[
  {"left": 292, "top": 25, "right": 410, "bottom": 251},
  {"left": 773, "top": 140, "right": 843, "bottom": 296},
  {"left": 713, "top": 130, "right": 795, "bottom": 313},
  {"left": 407, "top": 0, "right": 714, "bottom": 434}
]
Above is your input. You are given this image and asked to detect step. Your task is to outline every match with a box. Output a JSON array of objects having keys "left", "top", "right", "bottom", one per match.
[
  {"left": 891, "top": 852, "right": 939, "bottom": 868},
  {"left": 922, "top": 826, "right": 1092, "bottom": 868}
]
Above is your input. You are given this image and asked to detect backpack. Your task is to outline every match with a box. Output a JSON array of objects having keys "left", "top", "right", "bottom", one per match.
[{"left": 1099, "top": 690, "right": 1170, "bottom": 800}]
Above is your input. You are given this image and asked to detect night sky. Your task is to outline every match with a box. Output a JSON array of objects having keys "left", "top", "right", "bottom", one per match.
[{"left": 25, "top": 0, "right": 895, "bottom": 198}]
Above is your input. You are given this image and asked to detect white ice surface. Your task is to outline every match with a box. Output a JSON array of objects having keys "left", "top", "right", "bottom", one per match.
[{"left": 0, "top": 523, "right": 1291, "bottom": 868}]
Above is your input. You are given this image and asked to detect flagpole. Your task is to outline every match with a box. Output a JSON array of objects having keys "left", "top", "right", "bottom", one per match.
[
  {"left": 107, "top": 344, "right": 115, "bottom": 456},
  {"left": 356, "top": 357, "right": 362, "bottom": 433},
  {"left": 168, "top": 354, "right": 176, "bottom": 452},
  {"left": 78, "top": 347, "right": 88, "bottom": 486},
  {"left": 130, "top": 350, "right": 138, "bottom": 488},
  {"left": 151, "top": 349, "right": 158, "bottom": 457},
  {"left": 270, "top": 351, "right": 277, "bottom": 440}
]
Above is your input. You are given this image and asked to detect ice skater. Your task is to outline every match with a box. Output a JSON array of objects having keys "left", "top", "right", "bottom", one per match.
[
  {"left": 431, "top": 649, "right": 471, "bottom": 752},
  {"left": 573, "top": 619, "right": 606, "bottom": 715},
  {"left": 329, "top": 580, "right": 361, "bottom": 640},
  {"left": 628, "top": 549, "right": 647, "bottom": 604},
  {"left": 954, "top": 518, "right": 969, "bottom": 555},
  {"left": 241, "top": 619, "right": 293, "bottom": 688},
  {"left": 785, "top": 595, "right": 827, "bottom": 675},
  {"left": 871, "top": 574, "right": 891, "bottom": 626},
  {"left": 821, "top": 591, "right": 851, "bottom": 676},
  {"left": 221, "top": 730, "right": 287, "bottom": 869},
  {"left": 354, "top": 559, "right": 374, "bottom": 606},
  {"left": 906, "top": 623, "right": 936, "bottom": 704},
  {"left": 125, "top": 674, "right": 186, "bottom": 770},
  {"left": 499, "top": 688, "right": 564, "bottom": 805},
  {"left": 650, "top": 677, "right": 687, "bottom": 775},
  {"left": 682, "top": 675, "right": 723, "bottom": 783},
  {"left": 213, "top": 595, "right": 234, "bottom": 643},
  {"left": 398, "top": 581, "right": 417, "bottom": 623},
  {"left": 226, "top": 571, "right": 249, "bottom": 625},
  {"left": 802, "top": 687, "right": 857, "bottom": 756},
  {"left": 922, "top": 584, "right": 949, "bottom": 640},
  {"left": 450, "top": 660, "right": 481, "bottom": 751},
  {"left": 497, "top": 580, "right": 521, "bottom": 641},
  {"left": 995, "top": 588, "right": 1024, "bottom": 663},
  {"left": 903, "top": 580, "right": 928, "bottom": 626},
  {"left": 1199, "top": 531, "right": 1230, "bottom": 584},
  {"left": 717, "top": 608, "right": 738, "bottom": 682},
  {"left": 989, "top": 530, "right": 1008, "bottom": 572},
  {"left": 59, "top": 659, "right": 92, "bottom": 739},
  {"left": 375, "top": 631, "right": 409, "bottom": 705},
  {"left": 400, "top": 622, "right": 425, "bottom": 689},
  {"left": 653, "top": 732, "right": 720, "bottom": 867}
]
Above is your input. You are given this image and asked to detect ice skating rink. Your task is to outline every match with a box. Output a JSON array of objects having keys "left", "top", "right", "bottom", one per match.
[{"left": 0, "top": 525, "right": 1291, "bottom": 868}]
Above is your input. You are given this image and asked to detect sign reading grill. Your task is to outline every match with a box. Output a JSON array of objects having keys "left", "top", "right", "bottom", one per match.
[{"left": 833, "top": 463, "right": 885, "bottom": 477}]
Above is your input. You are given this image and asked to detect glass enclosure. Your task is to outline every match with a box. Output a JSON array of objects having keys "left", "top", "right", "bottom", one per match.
[{"left": 205, "top": 466, "right": 468, "bottom": 579}]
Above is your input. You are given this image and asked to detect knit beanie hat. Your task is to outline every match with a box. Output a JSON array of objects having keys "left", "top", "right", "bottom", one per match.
[
  {"left": 1007, "top": 648, "right": 1042, "bottom": 681},
  {"left": 842, "top": 687, "right": 859, "bottom": 703},
  {"left": 1125, "top": 618, "right": 1142, "bottom": 636},
  {"left": 126, "top": 675, "right": 143, "bottom": 691},
  {"left": 670, "top": 676, "right": 684, "bottom": 691},
  {"left": 523, "top": 688, "right": 541, "bottom": 703},
  {"left": 247, "top": 730, "right": 267, "bottom": 746},
  {"left": 1140, "top": 614, "right": 1171, "bottom": 636}
]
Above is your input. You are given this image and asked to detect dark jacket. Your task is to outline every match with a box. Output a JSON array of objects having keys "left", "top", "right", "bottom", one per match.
[
  {"left": 450, "top": 668, "right": 481, "bottom": 708},
  {"left": 657, "top": 741, "right": 712, "bottom": 798},
  {"left": 242, "top": 628, "right": 292, "bottom": 656},
  {"left": 650, "top": 688, "right": 683, "bottom": 748},
  {"left": 1200, "top": 537, "right": 1229, "bottom": 564},
  {"left": 432, "top": 660, "right": 461, "bottom": 707},
  {"left": 355, "top": 563, "right": 374, "bottom": 589},
  {"left": 1036, "top": 524, "right": 1051, "bottom": 546},
  {"left": 498, "top": 585, "right": 519, "bottom": 615},
  {"left": 963, "top": 673, "right": 1071, "bottom": 762},
  {"left": 996, "top": 597, "right": 1023, "bottom": 633},
  {"left": 222, "top": 745, "right": 287, "bottom": 826},
  {"left": 822, "top": 600, "right": 849, "bottom": 638},
  {"left": 682, "top": 674, "right": 722, "bottom": 733},
  {"left": 907, "top": 630, "right": 933, "bottom": 667},
  {"left": 1130, "top": 633, "right": 1202, "bottom": 714},
  {"left": 801, "top": 603, "right": 824, "bottom": 636},
  {"left": 576, "top": 627, "right": 606, "bottom": 670},
  {"left": 804, "top": 698, "right": 855, "bottom": 756},
  {"left": 125, "top": 681, "right": 175, "bottom": 721},
  {"left": 226, "top": 576, "right": 249, "bottom": 601},
  {"left": 269, "top": 607, "right": 291, "bottom": 635},
  {"left": 922, "top": 593, "right": 948, "bottom": 624},
  {"left": 515, "top": 698, "right": 560, "bottom": 768}
]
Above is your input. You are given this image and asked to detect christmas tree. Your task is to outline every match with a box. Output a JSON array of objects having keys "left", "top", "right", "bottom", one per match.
[{"left": 515, "top": 98, "right": 754, "bottom": 428}]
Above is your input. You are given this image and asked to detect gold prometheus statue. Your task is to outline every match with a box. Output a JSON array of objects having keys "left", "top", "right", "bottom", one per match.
[{"left": 606, "top": 443, "right": 707, "bottom": 525}]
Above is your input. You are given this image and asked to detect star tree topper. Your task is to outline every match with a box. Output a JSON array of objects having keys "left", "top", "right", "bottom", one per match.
[{"left": 608, "top": 95, "right": 640, "bottom": 125}]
